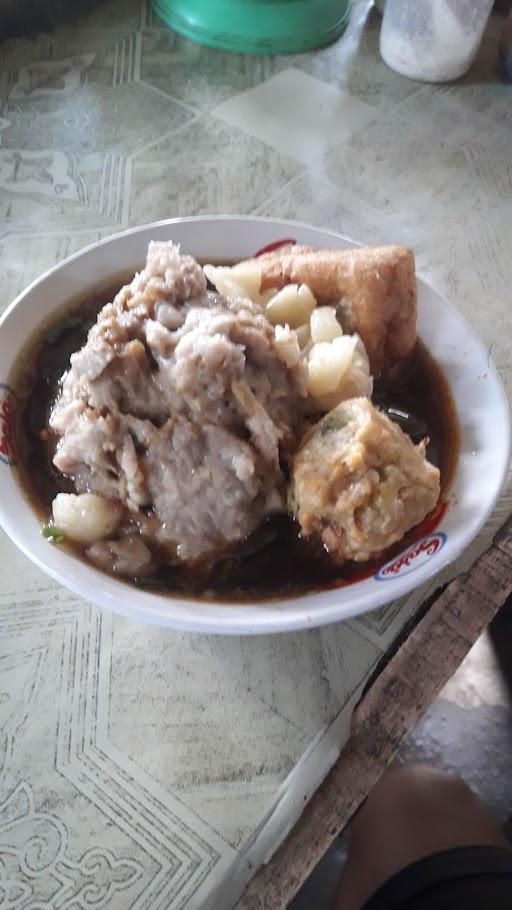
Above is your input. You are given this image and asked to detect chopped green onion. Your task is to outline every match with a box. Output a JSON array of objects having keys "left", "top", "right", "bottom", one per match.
[
  {"left": 42, "top": 524, "right": 66, "bottom": 544},
  {"left": 320, "top": 416, "right": 340, "bottom": 436},
  {"left": 134, "top": 576, "right": 162, "bottom": 589}
]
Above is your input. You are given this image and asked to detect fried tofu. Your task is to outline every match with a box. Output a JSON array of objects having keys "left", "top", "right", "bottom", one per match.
[{"left": 253, "top": 245, "right": 417, "bottom": 376}]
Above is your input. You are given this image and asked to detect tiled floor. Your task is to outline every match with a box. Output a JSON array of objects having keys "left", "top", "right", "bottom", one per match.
[{"left": 292, "top": 605, "right": 512, "bottom": 908}]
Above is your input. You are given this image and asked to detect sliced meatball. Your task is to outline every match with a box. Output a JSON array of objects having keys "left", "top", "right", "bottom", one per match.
[{"left": 289, "top": 398, "right": 440, "bottom": 564}]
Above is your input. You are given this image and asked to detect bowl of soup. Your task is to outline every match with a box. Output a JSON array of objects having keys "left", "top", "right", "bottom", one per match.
[{"left": 0, "top": 217, "right": 509, "bottom": 633}]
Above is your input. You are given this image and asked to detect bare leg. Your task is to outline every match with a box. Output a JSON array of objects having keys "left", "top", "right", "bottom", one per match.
[{"left": 331, "top": 765, "right": 510, "bottom": 910}]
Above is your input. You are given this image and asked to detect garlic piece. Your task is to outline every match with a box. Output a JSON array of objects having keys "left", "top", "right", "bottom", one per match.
[
  {"left": 266, "top": 284, "right": 316, "bottom": 328},
  {"left": 204, "top": 262, "right": 267, "bottom": 305},
  {"left": 229, "top": 261, "right": 263, "bottom": 299},
  {"left": 274, "top": 324, "right": 301, "bottom": 368},
  {"left": 307, "top": 335, "right": 359, "bottom": 399},
  {"left": 52, "top": 493, "right": 122, "bottom": 544},
  {"left": 312, "top": 335, "right": 373, "bottom": 410},
  {"left": 310, "top": 306, "right": 343, "bottom": 343},
  {"left": 296, "top": 323, "right": 311, "bottom": 350}
]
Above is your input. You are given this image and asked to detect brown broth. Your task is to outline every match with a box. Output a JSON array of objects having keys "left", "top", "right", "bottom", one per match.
[{"left": 11, "top": 272, "right": 460, "bottom": 603}]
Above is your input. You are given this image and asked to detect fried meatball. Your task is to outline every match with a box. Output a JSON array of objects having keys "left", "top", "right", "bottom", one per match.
[{"left": 289, "top": 398, "right": 440, "bottom": 563}]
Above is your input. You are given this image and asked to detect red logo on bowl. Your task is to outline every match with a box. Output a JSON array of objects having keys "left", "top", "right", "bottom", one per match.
[
  {"left": 375, "top": 532, "right": 447, "bottom": 581},
  {"left": 254, "top": 238, "right": 296, "bottom": 257},
  {"left": 0, "top": 383, "right": 15, "bottom": 467}
]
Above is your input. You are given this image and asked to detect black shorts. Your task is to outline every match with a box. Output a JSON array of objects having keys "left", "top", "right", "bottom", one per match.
[{"left": 361, "top": 845, "right": 512, "bottom": 909}]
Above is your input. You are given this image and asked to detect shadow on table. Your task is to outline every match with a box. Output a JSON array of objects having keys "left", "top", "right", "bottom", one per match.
[
  {"left": 289, "top": 834, "right": 347, "bottom": 910},
  {"left": 0, "top": 0, "right": 104, "bottom": 40},
  {"left": 489, "top": 593, "right": 512, "bottom": 704},
  {"left": 489, "top": 595, "right": 512, "bottom": 845}
]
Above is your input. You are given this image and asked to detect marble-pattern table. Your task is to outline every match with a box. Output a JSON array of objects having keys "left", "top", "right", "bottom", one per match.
[{"left": 0, "top": 2, "right": 510, "bottom": 907}]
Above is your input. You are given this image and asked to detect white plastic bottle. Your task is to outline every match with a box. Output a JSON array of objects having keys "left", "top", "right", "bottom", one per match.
[{"left": 380, "top": 0, "right": 494, "bottom": 82}]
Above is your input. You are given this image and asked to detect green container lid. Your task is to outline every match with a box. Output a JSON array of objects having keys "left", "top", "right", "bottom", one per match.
[{"left": 152, "top": 0, "right": 351, "bottom": 55}]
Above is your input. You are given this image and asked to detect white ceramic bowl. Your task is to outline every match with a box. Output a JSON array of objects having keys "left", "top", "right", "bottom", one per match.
[{"left": 0, "top": 217, "right": 510, "bottom": 634}]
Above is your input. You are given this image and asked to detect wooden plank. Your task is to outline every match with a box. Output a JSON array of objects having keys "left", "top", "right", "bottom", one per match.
[{"left": 237, "top": 515, "right": 512, "bottom": 909}]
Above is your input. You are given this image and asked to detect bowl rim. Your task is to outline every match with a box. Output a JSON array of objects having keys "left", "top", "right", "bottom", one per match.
[{"left": 0, "top": 215, "right": 510, "bottom": 634}]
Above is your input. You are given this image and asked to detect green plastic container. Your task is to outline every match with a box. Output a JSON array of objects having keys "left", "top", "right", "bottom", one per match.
[{"left": 152, "top": 0, "right": 351, "bottom": 55}]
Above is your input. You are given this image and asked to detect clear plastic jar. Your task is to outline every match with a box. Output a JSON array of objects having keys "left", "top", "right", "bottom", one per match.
[{"left": 380, "top": 0, "right": 494, "bottom": 82}]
